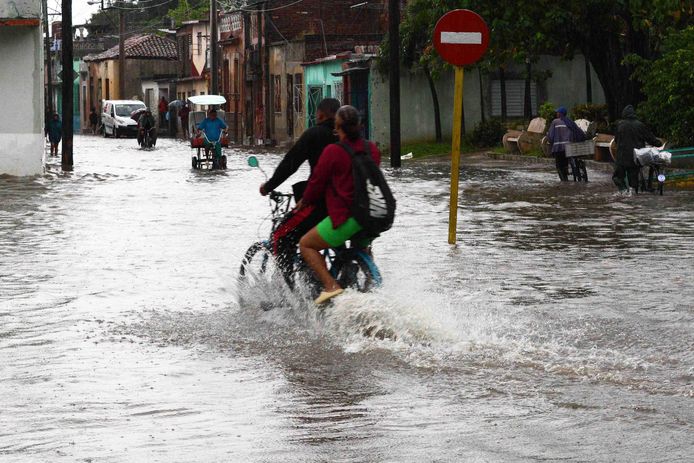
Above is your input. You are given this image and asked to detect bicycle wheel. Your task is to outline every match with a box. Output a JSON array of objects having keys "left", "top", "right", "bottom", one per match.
[
  {"left": 331, "top": 251, "right": 381, "bottom": 293},
  {"left": 239, "top": 241, "right": 272, "bottom": 282},
  {"left": 238, "top": 241, "right": 280, "bottom": 309},
  {"left": 578, "top": 159, "right": 588, "bottom": 182}
]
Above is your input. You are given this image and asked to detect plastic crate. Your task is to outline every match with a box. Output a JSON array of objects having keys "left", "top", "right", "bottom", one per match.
[{"left": 565, "top": 140, "right": 595, "bottom": 158}]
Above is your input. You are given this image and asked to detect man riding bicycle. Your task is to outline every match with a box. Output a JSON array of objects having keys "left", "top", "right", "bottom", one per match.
[
  {"left": 137, "top": 109, "right": 157, "bottom": 147},
  {"left": 298, "top": 105, "right": 381, "bottom": 305},
  {"left": 259, "top": 98, "right": 340, "bottom": 284},
  {"left": 197, "top": 108, "right": 228, "bottom": 166}
]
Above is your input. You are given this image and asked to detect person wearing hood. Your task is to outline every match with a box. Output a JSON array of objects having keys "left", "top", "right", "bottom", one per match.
[
  {"left": 547, "top": 106, "right": 585, "bottom": 181},
  {"left": 613, "top": 105, "right": 661, "bottom": 192},
  {"left": 46, "top": 113, "right": 62, "bottom": 156}
]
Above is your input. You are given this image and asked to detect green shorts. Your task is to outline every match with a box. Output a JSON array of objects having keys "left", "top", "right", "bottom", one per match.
[{"left": 316, "top": 216, "right": 367, "bottom": 248}]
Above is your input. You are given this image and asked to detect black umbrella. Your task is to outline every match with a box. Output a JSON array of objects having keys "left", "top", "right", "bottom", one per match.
[{"left": 130, "top": 108, "right": 147, "bottom": 121}]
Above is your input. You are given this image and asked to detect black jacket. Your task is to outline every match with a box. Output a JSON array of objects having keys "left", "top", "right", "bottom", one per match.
[
  {"left": 614, "top": 105, "right": 660, "bottom": 168},
  {"left": 264, "top": 119, "right": 337, "bottom": 192}
]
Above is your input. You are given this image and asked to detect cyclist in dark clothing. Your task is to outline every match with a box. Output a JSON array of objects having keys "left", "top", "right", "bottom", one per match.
[
  {"left": 259, "top": 98, "right": 340, "bottom": 286},
  {"left": 613, "top": 105, "right": 660, "bottom": 192}
]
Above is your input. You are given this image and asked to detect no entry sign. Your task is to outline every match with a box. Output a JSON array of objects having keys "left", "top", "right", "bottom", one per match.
[{"left": 433, "top": 9, "right": 489, "bottom": 67}]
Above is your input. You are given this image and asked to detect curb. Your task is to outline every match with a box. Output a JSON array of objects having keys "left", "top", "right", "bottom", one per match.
[{"left": 483, "top": 151, "right": 615, "bottom": 173}]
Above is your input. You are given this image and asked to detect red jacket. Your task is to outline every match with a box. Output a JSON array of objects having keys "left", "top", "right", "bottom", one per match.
[{"left": 302, "top": 138, "right": 381, "bottom": 228}]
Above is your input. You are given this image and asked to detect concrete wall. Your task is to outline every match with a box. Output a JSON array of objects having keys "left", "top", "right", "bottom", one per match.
[
  {"left": 370, "top": 54, "right": 606, "bottom": 147},
  {"left": 0, "top": 0, "right": 41, "bottom": 18},
  {"left": 370, "top": 64, "right": 482, "bottom": 146},
  {"left": 540, "top": 55, "right": 606, "bottom": 110},
  {"left": 0, "top": 25, "right": 44, "bottom": 176},
  {"left": 269, "top": 42, "right": 306, "bottom": 145}
]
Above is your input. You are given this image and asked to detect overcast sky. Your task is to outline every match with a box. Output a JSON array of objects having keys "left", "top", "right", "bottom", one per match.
[{"left": 48, "top": 0, "right": 101, "bottom": 26}]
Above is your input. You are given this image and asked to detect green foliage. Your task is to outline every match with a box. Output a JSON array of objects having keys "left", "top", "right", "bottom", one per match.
[
  {"left": 538, "top": 102, "right": 556, "bottom": 125},
  {"left": 167, "top": 0, "right": 208, "bottom": 27},
  {"left": 570, "top": 103, "right": 609, "bottom": 122},
  {"left": 631, "top": 26, "right": 694, "bottom": 146},
  {"left": 469, "top": 119, "right": 505, "bottom": 148}
]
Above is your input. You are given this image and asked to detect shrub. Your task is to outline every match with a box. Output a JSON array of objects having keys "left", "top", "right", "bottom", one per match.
[
  {"left": 538, "top": 101, "right": 556, "bottom": 126},
  {"left": 469, "top": 119, "right": 506, "bottom": 147}
]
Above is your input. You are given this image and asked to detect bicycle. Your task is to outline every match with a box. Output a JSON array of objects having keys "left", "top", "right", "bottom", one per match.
[
  {"left": 238, "top": 156, "right": 382, "bottom": 306},
  {"left": 191, "top": 131, "right": 228, "bottom": 170},
  {"left": 139, "top": 127, "right": 156, "bottom": 149}
]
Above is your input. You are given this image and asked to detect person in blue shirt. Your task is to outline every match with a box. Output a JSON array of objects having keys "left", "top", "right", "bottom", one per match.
[
  {"left": 46, "top": 113, "right": 62, "bottom": 156},
  {"left": 196, "top": 108, "right": 227, "bottom": 165}
]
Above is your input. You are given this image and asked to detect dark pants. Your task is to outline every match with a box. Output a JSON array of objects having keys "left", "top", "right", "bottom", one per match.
[
  {"left": 613, "top": 164, "right": 639, "bottom": 191},
  {"left": 272, "top": 201, "right": 326, "bottom": 287},
  {"left": 554, "top": 151, "right": 569, "bottom": 181}
]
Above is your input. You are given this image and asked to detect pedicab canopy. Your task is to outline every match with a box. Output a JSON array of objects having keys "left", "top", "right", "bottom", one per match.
[{"left": 188, "top": 95, "right": 226, "bottom": 106}]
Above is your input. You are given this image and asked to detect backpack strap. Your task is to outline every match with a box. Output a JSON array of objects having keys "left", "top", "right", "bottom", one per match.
[{"left": 337, "top": 140, "right": 371, "bottom": 157}]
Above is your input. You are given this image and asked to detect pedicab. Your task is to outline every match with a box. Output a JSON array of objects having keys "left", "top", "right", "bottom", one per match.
[{"left": 188, "top": 95, "right": 230, "bottom": 170}]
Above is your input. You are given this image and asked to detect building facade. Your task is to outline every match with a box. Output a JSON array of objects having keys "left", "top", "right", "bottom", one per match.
[
  {"left": 82, "top": 34, "right": 178, "bottom": 123},
  {"left": 0, "top": 0, "right": 44, "bottom": 176}
]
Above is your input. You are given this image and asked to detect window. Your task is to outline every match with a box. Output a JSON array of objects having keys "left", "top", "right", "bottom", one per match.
[
  {"left": 105, "top": 78, "right": 110, "bottom": 99},
  {"left": 293, "top": 73, "right": 303, "bottom": 113},
  {"left": 491, "top": 79, "right": 537, "bottom": 117},
  {"left": 333, "top": 81, "right": 344, "bottom": 104},
  {"left": 273, "top": 75, "right": 282, "bottom": 113},
  {"left": 197, "top": 32, "right": 202, "bottom": 55}
]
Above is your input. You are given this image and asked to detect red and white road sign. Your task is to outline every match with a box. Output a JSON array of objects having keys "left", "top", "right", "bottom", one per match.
[{"left": 433, "top": 9, "right": 490, "bottom": 67}]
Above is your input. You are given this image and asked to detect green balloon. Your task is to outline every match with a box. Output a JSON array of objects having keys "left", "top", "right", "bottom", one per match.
[{"left": 247, "top": 156, "right": 259, "bottom": 168}]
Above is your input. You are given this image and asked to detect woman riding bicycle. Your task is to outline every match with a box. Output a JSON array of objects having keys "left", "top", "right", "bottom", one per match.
[{"left": 297, "top": 105, "right": 381, "bottom": 305}]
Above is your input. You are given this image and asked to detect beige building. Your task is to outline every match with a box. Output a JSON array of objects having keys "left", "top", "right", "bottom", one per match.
[
  {"left": 82, "top": 34, "right": 178, "bottom": 125},
  {"left": 174, "top": 20, "right": 211, "bottom": 110}
]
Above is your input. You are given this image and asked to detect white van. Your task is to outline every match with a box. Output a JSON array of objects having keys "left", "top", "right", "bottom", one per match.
[{"left": 101, "top": 100, "right": 146, "bottom": 138}]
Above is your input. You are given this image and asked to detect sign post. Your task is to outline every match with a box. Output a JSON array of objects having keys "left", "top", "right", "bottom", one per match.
[{"left": 433, "top": 9, "right": 489, "bottom": 244}]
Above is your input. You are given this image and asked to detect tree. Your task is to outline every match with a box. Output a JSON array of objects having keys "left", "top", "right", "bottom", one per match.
[
  {"left": 378, "top": 0, "right": 453, "bottom": 142},
  {"left": 630, "top": 26, "right": 694, "bottom": 146}
]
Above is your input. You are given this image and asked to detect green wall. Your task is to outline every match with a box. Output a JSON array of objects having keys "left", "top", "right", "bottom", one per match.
[{"left": 303, "top": 60, "right": 345, "bottom": 126}]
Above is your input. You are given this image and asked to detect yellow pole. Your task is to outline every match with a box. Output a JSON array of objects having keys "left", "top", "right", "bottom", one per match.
[{"left": 448, "top": 66, "right": 464, "bottom": 244}]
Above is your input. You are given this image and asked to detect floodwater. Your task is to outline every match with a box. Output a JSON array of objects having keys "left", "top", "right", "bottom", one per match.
[{"left": 1, "top": 135, "right": 692, "bottom": 462}]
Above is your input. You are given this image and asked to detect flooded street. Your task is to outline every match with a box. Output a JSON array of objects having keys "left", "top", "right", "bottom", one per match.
[{"left": 1, "top": 135, "right": 692, "bottom": 462}]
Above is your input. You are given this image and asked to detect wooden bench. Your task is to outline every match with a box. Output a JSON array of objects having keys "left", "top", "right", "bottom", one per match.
[
  {"left": 593, "top": 133, "right": 615, "bottom": 162},
  {"left": 503, "top": 117, "right": 547, "bottom": 155}
]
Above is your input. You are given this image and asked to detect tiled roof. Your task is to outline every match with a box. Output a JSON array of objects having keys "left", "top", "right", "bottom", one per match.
[{"left": 85, "top": 34, "right": 177, "bottom": 62}]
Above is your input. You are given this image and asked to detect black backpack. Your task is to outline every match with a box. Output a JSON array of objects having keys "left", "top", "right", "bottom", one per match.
[{"left": 338, "top": 141, "right": 396, "bottom": 235}]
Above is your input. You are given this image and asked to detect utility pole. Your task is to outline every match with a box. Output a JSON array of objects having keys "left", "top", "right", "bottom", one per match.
[
  {"left": 263, "top": 2, "right": 271, "bottom": 142},
  {"left": 61, "top": 0, "right": 73, "bottom": 168},
  {"left": 118, "top": 3, "right": 125, "bottom": 98},
  {"left": 42, "top": 0, "right": 53, "bottom": 118},
  {"left": 388, "top": 0, "right": 401, "bottom": 168},
  {"left": 210, "top": 0, "right": 219, "bottom": 95}
]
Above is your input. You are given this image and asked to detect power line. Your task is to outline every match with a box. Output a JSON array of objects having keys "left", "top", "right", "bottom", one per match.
[{"left": 240, "top": 0, "right": 305, "bottom": 13}]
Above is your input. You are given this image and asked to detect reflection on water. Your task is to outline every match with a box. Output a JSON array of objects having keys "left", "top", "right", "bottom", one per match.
[{"left": 1, "top": 136, "right": 693, "bottom": 462}]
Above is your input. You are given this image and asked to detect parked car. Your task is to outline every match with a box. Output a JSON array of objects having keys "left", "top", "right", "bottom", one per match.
[{"left": 102, "top": 100, "right": 146, "bottom": 138}]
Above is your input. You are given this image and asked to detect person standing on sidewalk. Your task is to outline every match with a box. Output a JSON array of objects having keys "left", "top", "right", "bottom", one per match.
[
  {"left": 88, "top": 107, "right": 98, "bottom": 134},
  {"left": 47, "top": 113, "right": 62, "bottom": 156},
  {"left": 179, "top": 103, "right": 191, "bottom": 140},
  {"left": 158, "top": 96, "right": 168, "bottom": 127},
  {"left": 613, "top": 105, "right": 660, "bottom": 193}
]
